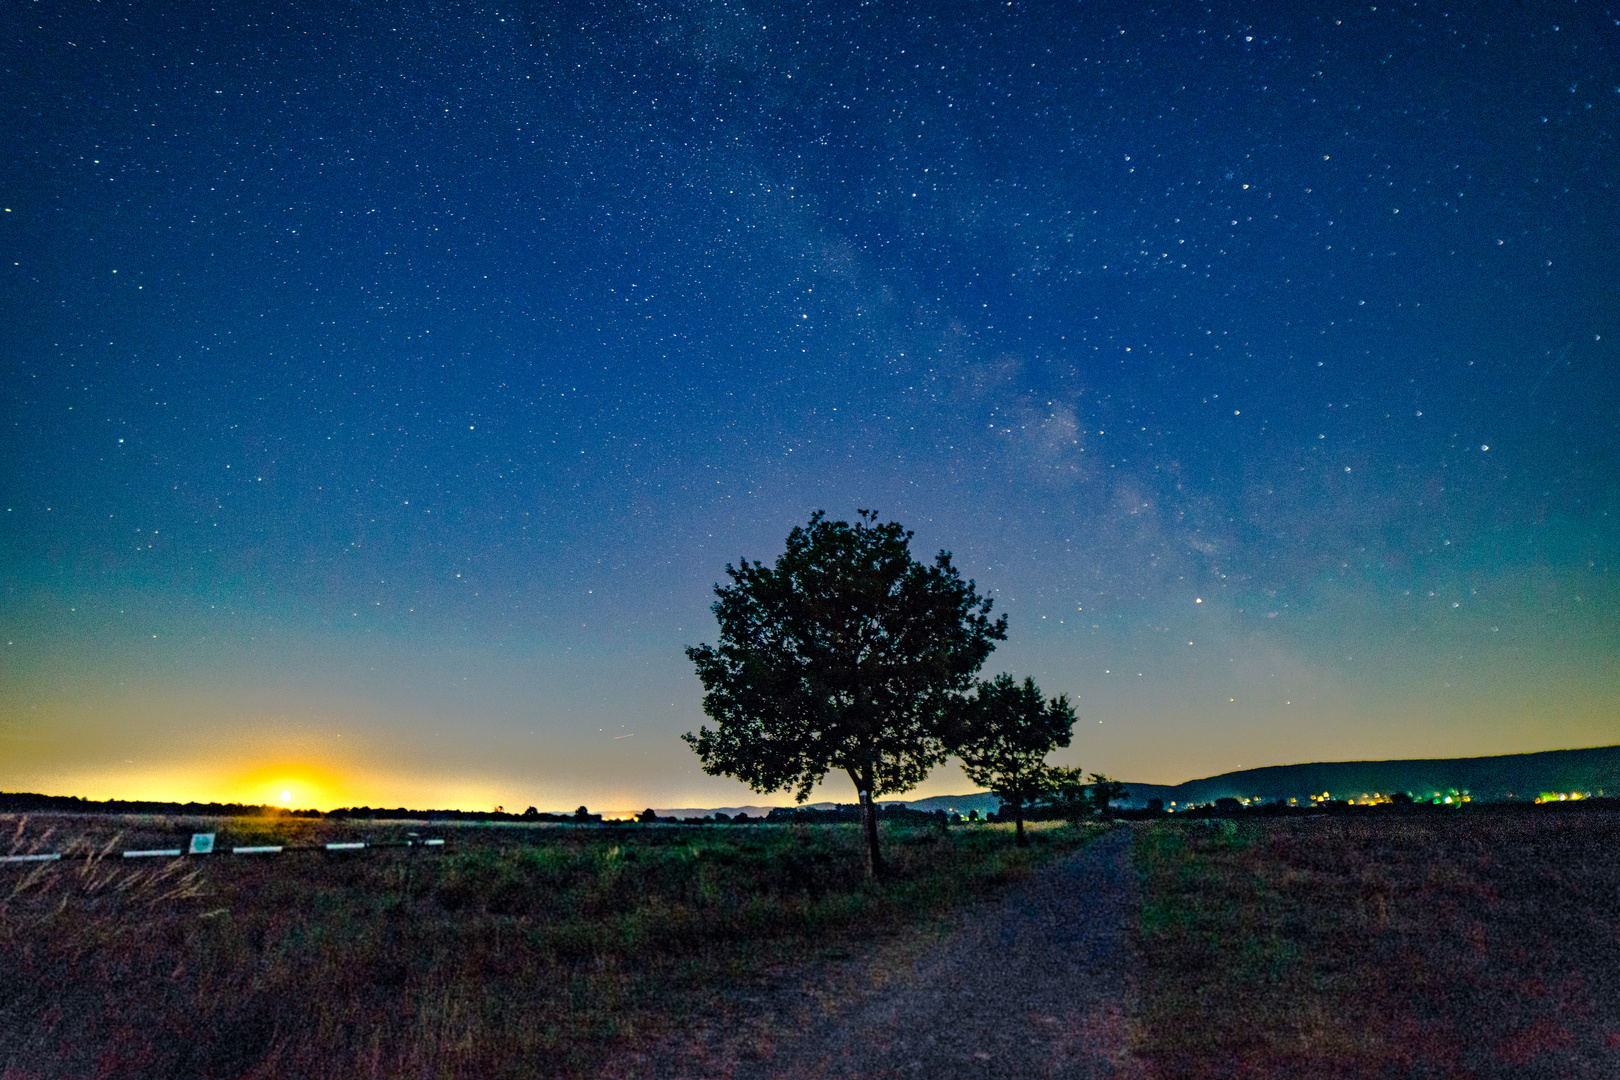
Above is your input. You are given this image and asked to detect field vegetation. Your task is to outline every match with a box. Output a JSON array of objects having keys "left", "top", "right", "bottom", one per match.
[
  {"left": 1, "top": 813, "right": 1104, "bottom": 1079},
  {"left": 1131, "top": 807, "right": 1620, "bottom": 1078}
]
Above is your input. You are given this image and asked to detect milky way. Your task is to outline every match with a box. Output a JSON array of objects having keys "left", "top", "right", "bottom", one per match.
[{"left": 2, "top": 0, "right": 1615, "bottom": 811}]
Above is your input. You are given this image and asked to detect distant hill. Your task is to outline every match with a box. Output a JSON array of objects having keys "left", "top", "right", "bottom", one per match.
[
  {"left": 1115, "top": 744, "right": 1620, "bottom": 808},
  {"left": 8, "top": 746, "right": 1613, "bottom": 824},
  {"left": 825, "top": 745, "right": 1620, "bottom": 816},
  {"left": 886, "top": 792, "right": 1004, "bottom": 815}
]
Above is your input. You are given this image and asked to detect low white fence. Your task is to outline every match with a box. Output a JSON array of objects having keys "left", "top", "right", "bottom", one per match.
[{"left": 1, "top": 833, "right": 446, "bottom": 864}]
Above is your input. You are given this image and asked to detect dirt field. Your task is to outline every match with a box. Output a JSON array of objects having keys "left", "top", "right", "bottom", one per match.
[
  {"left": 5, "top": 808, "right": 1616, "bottom": 1079},
  {"left": 0, "top": 814, "right": 1101, "bottom": 1079},
  {"left": 1131, "top": 808, "right": 1620, "bottom": 1079},
  {"left": 609, "top": 826, "right": 1142, "bottom": 1080}
]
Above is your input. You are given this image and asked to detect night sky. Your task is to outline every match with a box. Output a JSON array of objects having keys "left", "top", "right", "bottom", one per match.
[{"left": 3, "top": 0, "right": 1616, "bottom": 813}]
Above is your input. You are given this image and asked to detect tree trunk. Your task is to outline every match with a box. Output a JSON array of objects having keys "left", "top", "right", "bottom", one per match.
[
  {"left": 1014, "top": 798, "right": 1027, "bottom": 846},
  {"left": 855, "top": 773, "right": 883, "bottom": 878}
]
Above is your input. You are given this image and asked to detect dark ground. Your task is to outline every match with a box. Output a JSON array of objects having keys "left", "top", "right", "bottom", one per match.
[
  {"left": 1131, "top": 809, "right": 1620, "bottom": 1080},
  {"left": 0, "top": 815, "right": 1103, "bottom": 1080},
  {"left": 614, "top": 809, "right": 1620, "bottom": 1080},
  {"left": 611, "top": 827, "right": 1144, "bottom": 1080},
  {"left": 9, "top": 811, "right": 1617, "bottom": 1078}
]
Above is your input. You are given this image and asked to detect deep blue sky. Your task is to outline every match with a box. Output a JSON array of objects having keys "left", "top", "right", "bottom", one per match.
[{"left": 3, "top": 0, "right": 1616, "bottom": 811}]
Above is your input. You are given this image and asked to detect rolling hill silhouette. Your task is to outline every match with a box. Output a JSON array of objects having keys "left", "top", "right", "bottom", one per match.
[{"left": 1111, "top": 744, "right": 1620, "bottom": 808}]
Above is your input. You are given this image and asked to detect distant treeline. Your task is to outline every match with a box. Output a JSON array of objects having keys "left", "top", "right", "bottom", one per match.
[
  {"left": 0, "top": 793, "right": 609, "bottom": 823},
  {"left": 615, "top": 804, "right": 953, "bottom": 825},
  {"left": 0, "top": 793, "right": 321, "bottom": 818},
  {"left": 1129, "top": 794, "right": 1620, "bottom": 819},
  {"left": 8, "top": 784, "right": 1620, "bottom": 825},
  {"left": 760, "top": 804, "right": 947, "bottom": 824},
  {"left": 328, "top": 806, "right": 606, "bottom": 823},
  {"left": 707, "top": 795, "right": 1620, "bottom": 823},
  {"left": 0, "top": 794, "right": 962, "bottom": 826}
]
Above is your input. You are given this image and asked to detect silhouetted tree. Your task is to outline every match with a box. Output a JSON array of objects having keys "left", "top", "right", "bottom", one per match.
[
  {"left": 684, "top": 510, "right": 1006, "bottom": 876},
  {"left": 1041, "top": 767, "right": 1128, "bottom": 821},
  {"left": 948, "top": 674, "right": 1076, "bottom": 845},
  {"left": 1043, "top": 766, "right": 1091, "bottom": 822},
  {"left": 1088, "top": 775, "right": 1128, "bottom": 817}
]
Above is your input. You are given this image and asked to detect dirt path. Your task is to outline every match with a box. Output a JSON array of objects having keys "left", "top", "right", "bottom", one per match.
[
  {"left": 752, "top": 826, "right": 1145, "bottom": 1080},
  {"left": 622, "top": 827, "right": 1144, "bottom": 1080}
]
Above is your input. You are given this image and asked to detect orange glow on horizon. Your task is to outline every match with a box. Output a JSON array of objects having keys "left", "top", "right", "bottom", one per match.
[{"left": 215, "top": 761, "right": 353, "bottom": 811}]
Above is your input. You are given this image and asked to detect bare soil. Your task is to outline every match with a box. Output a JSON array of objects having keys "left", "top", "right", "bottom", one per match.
[{"left": 610, "top": 826, "right": 1143, "bottom": 1080}]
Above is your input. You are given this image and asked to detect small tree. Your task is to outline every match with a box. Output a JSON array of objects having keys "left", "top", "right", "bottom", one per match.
[
  {"left": 949, "top": 674, "right": 1076, "bottom": 845},
  {"left": 1041, "top": 767, "right": 1126, "bottom": 821},
  {"left": 1044, "top": 765, "right": 1092, "bottom": 822},
  {"left": 1088, "top": 775, "right": 1128, "bottom": 817},
  {"left": 684, "top": 510, "right": 1005, "bottom": 876}
]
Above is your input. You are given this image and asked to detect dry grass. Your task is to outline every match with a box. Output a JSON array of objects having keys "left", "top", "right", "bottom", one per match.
[
  {"left": 0, "top": 814, "right": 1100, "bottom": 1079},
  {"left": 1131, "top": 809, "right": 1620, "bottom": 1079},
  {"left": 1, "top": 818, "right": 208, "bottom": 935}
]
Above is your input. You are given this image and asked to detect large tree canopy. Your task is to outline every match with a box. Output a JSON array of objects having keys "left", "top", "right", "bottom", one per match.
[
  {"left": 949, "top": 673, "right": 1077, "bottom": 845},
  {"left": 684, "top": 510, "right": 1006, "bottom": 875}
]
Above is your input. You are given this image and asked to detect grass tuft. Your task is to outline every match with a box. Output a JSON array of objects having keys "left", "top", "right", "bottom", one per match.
[
  {"left": 0, "top": 814, "right": 1103, "bottom": 1079},
  {"left": 1131, "top": 811, "right": 1620, "bottom": 1079}
]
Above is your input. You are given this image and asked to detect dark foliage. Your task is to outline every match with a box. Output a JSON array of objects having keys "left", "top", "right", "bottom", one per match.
[
  {"left": 948, "top": 674, "right": 1075, "bottom": 845},
  {"left": 684, "top": 510, "right": 1005, "bottom": 874}
]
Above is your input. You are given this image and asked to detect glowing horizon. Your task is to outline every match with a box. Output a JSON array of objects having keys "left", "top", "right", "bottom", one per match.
[{"left": 3, "top": 2, "right": 1615, "bottom": 806}]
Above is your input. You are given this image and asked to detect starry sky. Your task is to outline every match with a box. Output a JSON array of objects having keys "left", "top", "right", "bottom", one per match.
[{"left": 2, "top": 0, "right": 1617, "bottom": 813}]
